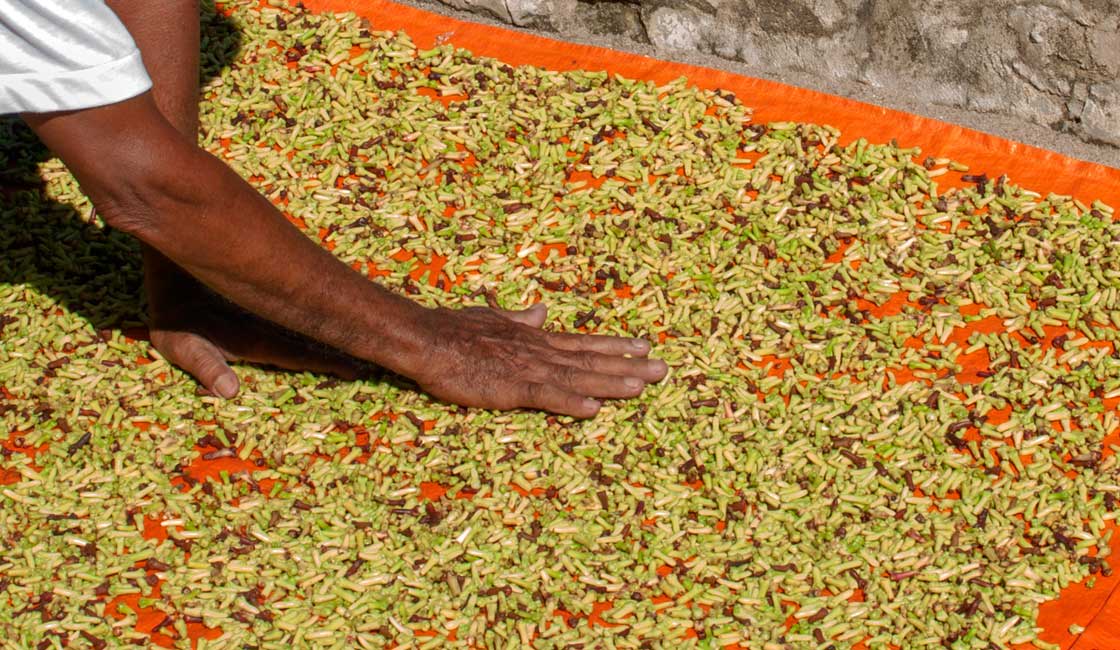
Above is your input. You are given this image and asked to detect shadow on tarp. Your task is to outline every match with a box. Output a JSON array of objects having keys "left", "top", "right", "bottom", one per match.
[
  {"left": 0, "top": 5, "right": 379, "bottom": 384},
  {"left": 0, "top": 4, "right": 245, "bottom": 333},
  {"left": 0, "top": 117, "right": 147, "bottom": 332}
]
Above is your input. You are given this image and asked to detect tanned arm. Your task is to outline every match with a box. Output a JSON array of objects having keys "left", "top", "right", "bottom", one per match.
[{"left": 22, "top": 36, "right": 666, "bottom": 417}]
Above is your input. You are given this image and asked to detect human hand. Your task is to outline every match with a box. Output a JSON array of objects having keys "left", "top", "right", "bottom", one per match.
[
  {"left": 406, "top": 303, "right": 668, "bottom": 418},
  {"left": 146, "top": 256, "right": 366, "bottom": 398}
]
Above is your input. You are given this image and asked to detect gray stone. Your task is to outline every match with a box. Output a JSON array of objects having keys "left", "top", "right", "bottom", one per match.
[
  {"left": 805, "top": 0, "right": 847, "bottom": 31},
  {"left": 1088, "top": 16, "right": 1120, "bottom": 75},
  {"left": 713, "top": 0, "right": 866, "bottom": 78},
  {"left": 575, "top": 1, "right": 649, "bottom": 42},
  {"left": 435, "top": 0, "right": 511, "bottom": 22},
  {"left": 642, "top": 4, "right": 715, "bottom": 52},
  {"left": 435, "top": 0, "right": 1120, "bottom": 150},
  {"left": 1077, "top": 83, "right": 1120, "bottom": 147},
  {"left": 508, "top": 0, "right": 575, "bottom": 29}
]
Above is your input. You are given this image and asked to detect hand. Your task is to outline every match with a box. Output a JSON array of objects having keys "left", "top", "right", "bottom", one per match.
[
  {"left": 146, "top": 256, "right": 366, "bottom": 398},
  {"left": 407, "top": 303, "right": 668, "bottom": 418}
]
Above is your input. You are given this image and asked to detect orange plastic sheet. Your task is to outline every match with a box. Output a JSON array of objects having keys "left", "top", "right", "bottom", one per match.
[
  {"left": 293, "top": 0, "right": 1120, "bottom": 646},
  {"left": 87, "top": 0, "right": 1117, "bottom": 648}
]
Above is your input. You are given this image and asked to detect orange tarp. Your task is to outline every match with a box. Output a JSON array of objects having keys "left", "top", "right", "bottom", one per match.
[
  {"left": 293, "top": 1, "right": 1120, "bottom": 648},
  {"left": 301, "top": 0, "right": 1119, "bottom": 204},
  {"left": 78, "top": 0, "right": 1113, "bottom": 647},
  {"left": 295, "top": 0, "right": 1120, "bottom": 646}
]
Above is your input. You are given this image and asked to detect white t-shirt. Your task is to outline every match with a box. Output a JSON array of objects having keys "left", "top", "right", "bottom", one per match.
[{"left": 0, "top": 0, "right": 152, "bottom": 114}]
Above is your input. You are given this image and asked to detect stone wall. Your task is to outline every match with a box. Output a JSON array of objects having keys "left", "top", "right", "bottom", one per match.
[{"left": 434, "top": 0, "right": 1120, "bottom": 149}]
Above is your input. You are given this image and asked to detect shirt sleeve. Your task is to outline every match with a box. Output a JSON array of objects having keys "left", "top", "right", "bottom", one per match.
[{"left": 0, "top": 0, "right": 153, "bottom": 114}]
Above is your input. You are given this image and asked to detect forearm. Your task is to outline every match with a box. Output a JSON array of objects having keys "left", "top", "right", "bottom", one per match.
[
  {"left": 24, "top": 94, "right": 426, "bottom": 373},
  {"left": 24, "top": 85, "right": 665, "bottom": 419},
  {"left": 105, "top": 0, "right": 200, "bottom": 136},
  {"left": 137, "top": 142, "right": 427, "bottom": 370},
  {"left": 105, "top": 0, "right": 204, "bottom": 304}
]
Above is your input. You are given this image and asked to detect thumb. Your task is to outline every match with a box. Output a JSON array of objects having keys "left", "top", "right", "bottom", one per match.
[
  {"left": 500, "top": 302, "right": 548, "bottom": 328},
  {"left": 151, "top": 330, "right": 240, "bottom": 398}
]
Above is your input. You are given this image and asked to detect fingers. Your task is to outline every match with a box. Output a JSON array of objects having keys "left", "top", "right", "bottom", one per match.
[
  {"left": 247, "top": 349, "right": 365, "bottom": 381},
  {"left": 152, "top": 330, "right": 240, "bottom": 398},
  {"left": 421, "top": 304, "right": 670, "bottom": 418},
  {"left": 546, "top": 363, "right": 658, "bottom": 400},
  {"left": 496, "top": 304, "right": 651, "bottom": 358},
  {"left": 547, "top": 331, "right": 653, "bottom": 357},
  {"left": 499, "top": 303, "right": 547, "bottom": 328},
  {"left": 236, "top": 336, "right": 366, "bottom": 381},
  {"left": 520, "top": 382, "right": 601, "bottom": 419},
  {"left": 547, "top": 349, "right": 669, "bottom": 383}
]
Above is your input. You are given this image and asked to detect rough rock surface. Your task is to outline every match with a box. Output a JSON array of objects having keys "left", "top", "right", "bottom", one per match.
[
  {"left": 506, "top": 0, "right": 571, "bottom": 29},
  {"left": 439, "top": 0, "right": 511, "bottom": 22},
  {"left": 434, "top": 0, "right": 1120, "bottom": 149}
]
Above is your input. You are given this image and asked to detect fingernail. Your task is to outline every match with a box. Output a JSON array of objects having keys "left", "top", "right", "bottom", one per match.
[
  {"left": 213, "top": 374, "right": 238, "bottom": 399},
  {"left": 583, "top": 398, "right": 601, "bottom": 410},
  {"left": 631, "top": 339, "right": 649, "bottom": 350},
  {"left": 624, "top": 377, "right": 643, "bottom": 389}
]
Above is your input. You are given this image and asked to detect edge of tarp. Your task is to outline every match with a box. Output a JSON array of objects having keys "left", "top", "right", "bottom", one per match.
[{"left": 300, "top": 0, "right": 1118, "bottom": 208}]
